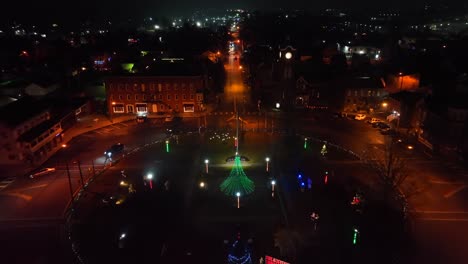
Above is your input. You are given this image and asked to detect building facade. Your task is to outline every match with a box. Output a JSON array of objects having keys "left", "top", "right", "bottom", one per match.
[{"left": 105, "top": 76, "right": 205, "bottom": 116}]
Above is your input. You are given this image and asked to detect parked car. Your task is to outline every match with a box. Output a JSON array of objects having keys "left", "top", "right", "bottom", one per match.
[
  {"left": 104, "top": 143, "right": 125, "bottom": 156},
  {"left": 30, "top": 167, "right": 56, "bottom": 178},
  {"left": 164, "top": 116, "right": 174, "bottom": 122},
  {"left": 136, "top": 115, "right": 147, "bottom": 123},
  {"left": 373, "top": 122, "right": 390, "bottom": 129},
  {"left": 380, "top": 128, "right": 397, "bottom": 136},
  {"left": 355, "top": 114, "right": 366, "bottom": 120},
  {"left": 368, "top": 118, "right": 382, "bottom": 124}
]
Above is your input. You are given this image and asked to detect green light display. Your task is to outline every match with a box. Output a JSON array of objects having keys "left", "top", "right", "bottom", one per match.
[{"left": 220, "top": 156, "right": 254, "bottom": 196}]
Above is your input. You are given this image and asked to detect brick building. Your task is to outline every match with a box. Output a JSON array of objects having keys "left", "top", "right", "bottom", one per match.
[{"left": 105, "top": 75, "right": 205, "bottom": 117}]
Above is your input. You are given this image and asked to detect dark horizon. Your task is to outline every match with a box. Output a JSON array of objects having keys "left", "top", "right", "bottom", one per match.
[{"left": 1, "top": 0, "right": 467, "bottom": 25}]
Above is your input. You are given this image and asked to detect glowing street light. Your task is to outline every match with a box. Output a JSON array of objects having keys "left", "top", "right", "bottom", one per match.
[
  {"left": 271, "top": 180, "right": 276, "bottom": 197},
  {"left": 205, "top": 159, "right": 209, "bottom": 173},
  {"left": 275, "top": 102, "right": 280, "bottom": 109},
  {"left": 382, "top": 102, "right": 388, "bottom": 108},
  {"left": 199, "top": 181, "right": 205, "bottom": 188},
  {"left": 265, "top": 157, "right": 270, "bottom": 172},
  {"left": 234, "top": 137, "right": 238, "bottom": 148},
  {"left": 165, "top": 140, "right": 170, "bottom": 153},
  {"left": 120, "top": 233, "right": 126, "bottom": 240},
  {"left": 353, "top": 228, "right": 359, "bottom": 245},
  {"left": 147, "top": 173, "right": 153, "bottom": 189},
  {"left": 236, "top": 192, "right": 241, "bottom": 208}
]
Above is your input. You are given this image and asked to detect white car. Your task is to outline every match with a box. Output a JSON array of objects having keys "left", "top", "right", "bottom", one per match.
[
  {"left": 355, "top": 114, "right": 366, "bottom": 120},
  {"left": 30, "top": 168, "right": 56, "bottom": 178}
]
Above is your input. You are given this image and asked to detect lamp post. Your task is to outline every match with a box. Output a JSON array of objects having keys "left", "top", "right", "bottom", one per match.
[
  {"left": 204, "top": 159, "right": 209, "bottom": 174},
  {"left": 271, "top": 180, "right": 276, "bottom": 197},
  {"left": 265, "top": 157, "right": 270, "bottom": 172},
  {"left": 304, "top": 137, "right": 308, "bottom": 149},
  {"left": 165, "top": 140, "right": 170, "bottom": 153},
  {"left": 147, "top": 173, "right": 153, "bottom": 189},
  {"left": 398, "top": 72, "right": 404, "bottom": 91},
  {"left": 236, "top": 192, "right": 240, "bottom": 208}
]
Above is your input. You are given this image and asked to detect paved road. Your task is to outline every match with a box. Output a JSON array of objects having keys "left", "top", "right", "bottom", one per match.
[{"left": 0, "top": 121, "right": 175, "bottom": 263}]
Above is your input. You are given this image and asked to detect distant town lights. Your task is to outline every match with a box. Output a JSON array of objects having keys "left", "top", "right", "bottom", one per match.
[{"left": 154, "top": 25, "right": 160, "bottom": 30}]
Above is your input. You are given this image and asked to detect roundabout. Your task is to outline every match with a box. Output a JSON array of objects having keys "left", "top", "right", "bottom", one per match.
[{"left": 70, "top": 129, "right": 407, "bottom": 264}]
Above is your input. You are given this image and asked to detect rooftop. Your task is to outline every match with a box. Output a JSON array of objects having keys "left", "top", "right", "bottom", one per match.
[
  {"left": 0, "top": 96, "right": 50, "bottom": 127},
  {"left": 17, "top": 118, "right": 60, "bottom": 143}
]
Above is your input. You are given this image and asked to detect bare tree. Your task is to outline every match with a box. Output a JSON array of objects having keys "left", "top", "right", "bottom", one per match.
[{"left": 363, "top": 137, "right": 409, "bottom": 193}]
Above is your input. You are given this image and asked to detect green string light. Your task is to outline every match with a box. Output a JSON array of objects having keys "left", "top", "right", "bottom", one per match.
[{"left": 220, "top": 156, "right": 255, "bottom": 196}]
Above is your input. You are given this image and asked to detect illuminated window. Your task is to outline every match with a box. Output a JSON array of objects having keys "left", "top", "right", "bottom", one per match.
[
  {"left": 141, "top": 84, "right": 145, "bottom": 92},
  {"left": 158, "top": 83, "right": 162, "bottom": 92},
  {"left": 136, "top": 103, "right": 147, "bottom": 113},
  {"left": 113, "top": 103, "right": 125, "bottom": 113}
]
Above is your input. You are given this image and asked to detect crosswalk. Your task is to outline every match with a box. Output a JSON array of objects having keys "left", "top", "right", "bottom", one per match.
[
  {"left": 208, "top": 111, "right": 261, "bottom": 116},
  {"left": 0, "top": 178, "right": 15, "bottom": 191}
]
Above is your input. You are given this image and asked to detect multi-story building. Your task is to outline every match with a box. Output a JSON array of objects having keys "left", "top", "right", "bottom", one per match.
[
  {"left": 0, "top": 96, "right": 89, "bottom": 168},
  {"left": 342, "top": 76, "right": 388, "bottom": 113},
  {"left": 0, "top": 97, "right": 60, "bottom": 166},
  {"left": 105, "top": 75, "right": 205, "bottom": 117}
]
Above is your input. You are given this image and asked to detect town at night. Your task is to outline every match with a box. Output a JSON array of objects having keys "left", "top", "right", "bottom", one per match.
[{"left": 1, "top": 1, "right": 468, "bottom": 264}]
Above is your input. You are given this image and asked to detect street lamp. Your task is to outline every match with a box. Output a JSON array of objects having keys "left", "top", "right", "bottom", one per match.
[
  {"left": 265, "top": 157, "right": 270, "bottom": 172},
  {"left": 204, "top": 159, "right": 209, "bottom": 173},
  {"left": 271, "top": 180, "right": 276, "bottom": 197},
  {"left": 398, "top": 72, "right": 404, "bottom": 90},
  {"left": 285, "top": 52, "right": 292, "bottom": 60},
  {"left": 382, "top": 102, "right": 388, "bottom": 108},
  {"left": 147, "top": 173, "right": 153, "bottom": 189},
  {"left": 199, "top": 181, "right": 205, "bottom": 188},
  {"left": 236, "top": 192, "right": 241, "bottom": 208}
]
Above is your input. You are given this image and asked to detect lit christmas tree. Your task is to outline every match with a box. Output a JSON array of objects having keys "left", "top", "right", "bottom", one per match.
[
  {"left": 321, "top": 143, "right": 328, "bottom": 156},
  {"left": 220, "top": 156, "right": 255, "bottom": 196}
]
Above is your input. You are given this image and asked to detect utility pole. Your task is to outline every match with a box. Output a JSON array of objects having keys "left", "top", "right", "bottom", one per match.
[
  {"left": 66, "top": 162, "right": 74, "bottom": 209},
  {"left": 77, "top": 160, "right": 85, "bottom": 189}
]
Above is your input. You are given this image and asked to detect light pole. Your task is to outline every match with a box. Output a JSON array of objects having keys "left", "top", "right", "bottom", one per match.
[
  {"left": 165, "top": 140, "right": 170, "bottom": 153},
  {"left": 236, "top": 192, "right": 240, "bottom": 208},
  {"left": 204, "top": 159, "right": 209, "bottom": 174},
  {"left": 147, "top": 173, "right": 153, "bottom": 189},
  {"left": 265, "top": 157, "right": 270, "bottom": 172},
  {"left": 271, "top": 180, "right": 276, "bottom": 197},
  {"left": 304, "top": 137, "right": 308, "bottom": 149},
  {"left": 398, "top": 72, "right": 404, "bottom": 91}
]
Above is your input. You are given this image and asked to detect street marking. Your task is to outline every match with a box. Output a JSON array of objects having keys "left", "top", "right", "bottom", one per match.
[
  {"left": 412, "top": 210, "right": 468, "bottom": 214},
  {"left": 419, "top": 218, "right": 468, "bottom": 222},
  {"left": 430, "top": 180, "right": 466, "bottom": 185},
  {"left": 16, "top": 184, "right": 48, "bottom": 192},
  {"left": 0, "top": 178, "right": 14, "bottom": 190},
  {"left": 444, "top": 185, "right": 467, "bottom": 198},
  {"left": 0, "top": 192, "right": 32, "bottom": 201}
]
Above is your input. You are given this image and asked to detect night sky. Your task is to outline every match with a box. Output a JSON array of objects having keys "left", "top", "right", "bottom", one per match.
[{"left": 1, "top": 0, "right": 465, "bottom": 23}]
